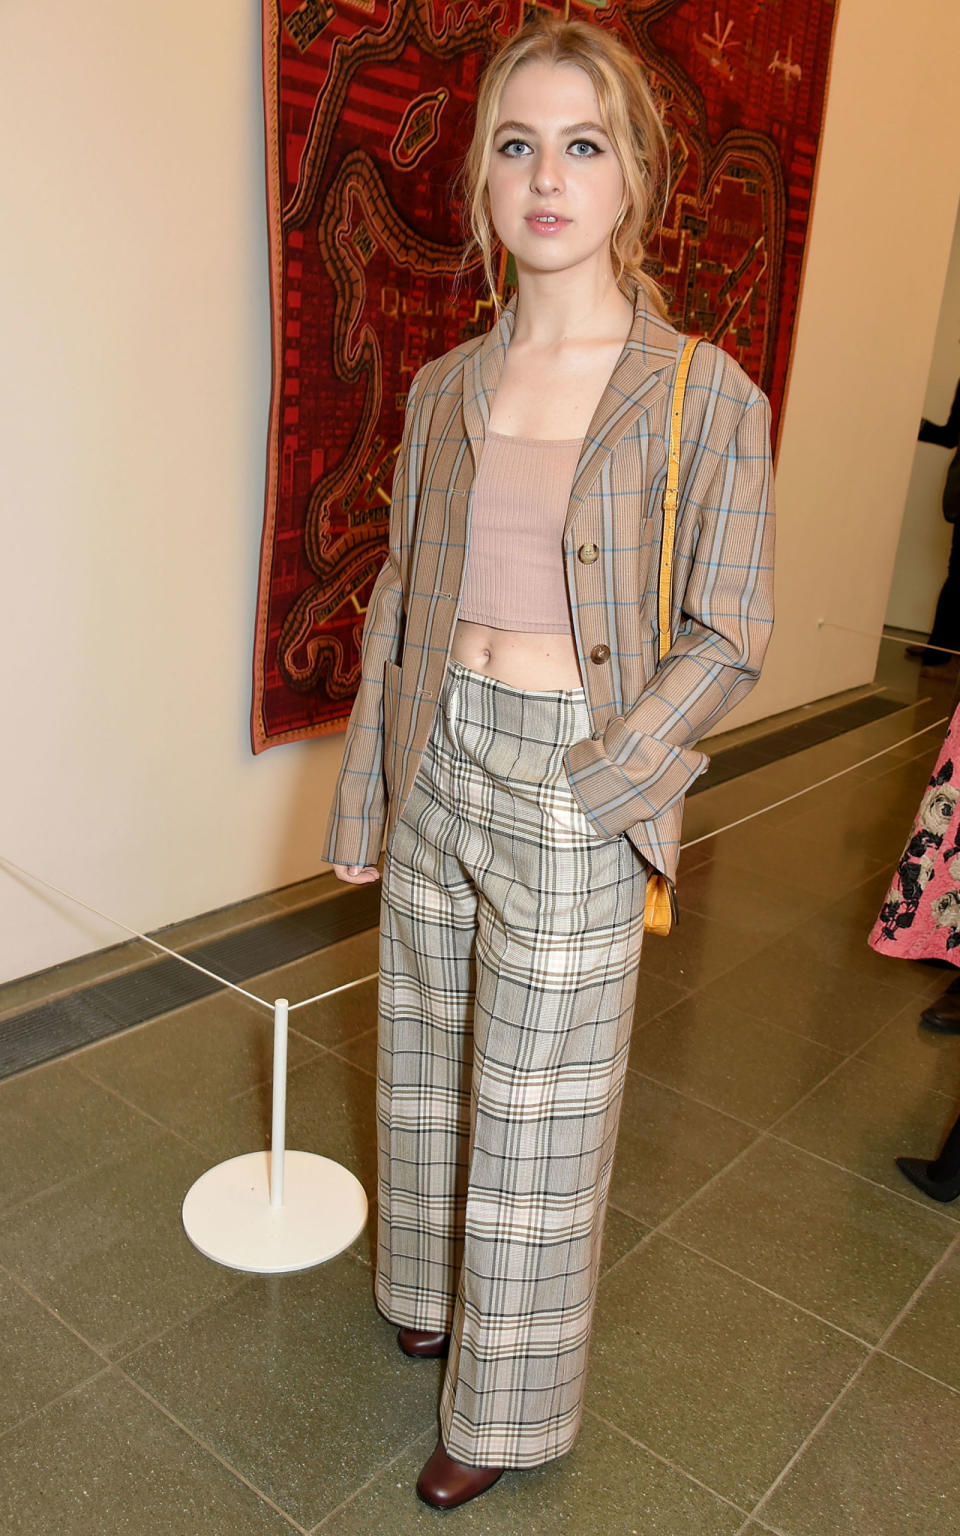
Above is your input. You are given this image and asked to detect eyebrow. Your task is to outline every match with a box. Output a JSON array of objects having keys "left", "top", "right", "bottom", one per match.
[{"left": 494, "top": 120, "right": 609, "bottom": 138}]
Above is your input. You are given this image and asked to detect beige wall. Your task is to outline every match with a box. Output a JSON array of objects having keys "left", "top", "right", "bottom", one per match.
[
  {"left": 722, "top": 0, "right": 960, "bottom": 728},
  {"left": 885, "top": 200, "right": 960, "bottom": 633},
  {"left": 0, "top": 1, "right": 345, "bottom": 981},
  {"left": 2, "top": 0, "right": 960, "bottom": 981}
]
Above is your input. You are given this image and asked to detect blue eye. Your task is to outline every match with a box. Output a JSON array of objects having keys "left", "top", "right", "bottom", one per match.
[
  {"left": 497, "top": 139, "right": 531, "bottom": 157},
  {"left": 570, "top": 139, "right": 601, "bottom": 157}
]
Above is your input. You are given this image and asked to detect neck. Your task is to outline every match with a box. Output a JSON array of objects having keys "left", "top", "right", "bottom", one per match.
[{"left": 509, "top": 265, "right": 635, "bottom": 349}]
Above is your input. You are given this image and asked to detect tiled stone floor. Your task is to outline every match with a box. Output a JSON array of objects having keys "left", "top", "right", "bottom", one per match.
[{"left": 2, "top": 681, "right": 960, "bottom": 1532}]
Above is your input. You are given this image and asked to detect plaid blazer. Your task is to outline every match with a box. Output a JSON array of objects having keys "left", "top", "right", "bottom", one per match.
[{"left": 322, "top": 288, "right": 775, "bottom": 886}]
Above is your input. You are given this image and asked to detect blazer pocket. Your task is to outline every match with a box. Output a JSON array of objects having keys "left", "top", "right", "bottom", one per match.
[{"left": 382, "top": 661, "right": 402, "bottom": 794}]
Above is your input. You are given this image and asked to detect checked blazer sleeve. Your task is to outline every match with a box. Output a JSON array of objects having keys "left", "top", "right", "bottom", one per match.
[
  {"left": 564, "top": 390, "right": 775, "bottom": 838},
  {"left": 321, "top": 367, "right": 426, "bottom": 868}
]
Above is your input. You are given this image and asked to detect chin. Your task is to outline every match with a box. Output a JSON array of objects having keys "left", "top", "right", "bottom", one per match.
[{"left": 514, "top": 244, "right": 607, "bottom": 277}]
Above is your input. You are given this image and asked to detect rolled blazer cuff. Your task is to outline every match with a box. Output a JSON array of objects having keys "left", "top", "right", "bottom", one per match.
[
  {"left": 320, "top": 761, "right": 387, "bottom": 869},
  {"left": 563, "top": 721, "right": 709, "bottom": 838}
]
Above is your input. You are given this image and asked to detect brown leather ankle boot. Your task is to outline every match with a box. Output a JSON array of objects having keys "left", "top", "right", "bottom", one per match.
[
  {"left": 416, "top": 1438, "right": 504, "bottom": 1509},
  {"left": 396, "top": 1326, "right": 450, "bottom": 1359}
]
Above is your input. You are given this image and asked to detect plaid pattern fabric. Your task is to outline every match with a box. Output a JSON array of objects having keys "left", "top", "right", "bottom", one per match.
[
  {"left": 322, "top": 287, "right": 775, "bottom": 886},
  {"left": 376, "top": 660, "right": 649, "bottom": 1468}
]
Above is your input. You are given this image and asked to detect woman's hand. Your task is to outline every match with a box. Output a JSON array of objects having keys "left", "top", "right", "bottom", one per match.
[{"left": 333, "top": 863, "right": 381, "bottom": 884}]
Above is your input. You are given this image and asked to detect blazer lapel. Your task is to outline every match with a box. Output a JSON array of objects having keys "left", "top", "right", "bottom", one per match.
[
  {"left": 459, "top": 287, "right": 683, "bottom": 526},
  {"left": 566, "top": 297, "right": 680, "bottom": 530},
  {"left": 462, "top": 298, "right": 516, "bottom": 475}
]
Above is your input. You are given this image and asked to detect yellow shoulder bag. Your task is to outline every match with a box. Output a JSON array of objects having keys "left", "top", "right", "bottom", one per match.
[{"left": 643, "top": 335, "right": 701, "bottom": 937}]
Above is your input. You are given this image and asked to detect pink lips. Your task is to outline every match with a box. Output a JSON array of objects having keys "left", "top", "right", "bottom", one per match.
[{"left": 524, "top": 214, "right": 571, "bottom": 236}]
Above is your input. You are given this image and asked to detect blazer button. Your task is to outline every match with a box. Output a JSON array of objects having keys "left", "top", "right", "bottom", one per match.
[
  {"left": 578, "top": 542, "right": 599, "bottom": 564},
  {"left": 590, "top": 644, "right": 611, "bottom": 665}
]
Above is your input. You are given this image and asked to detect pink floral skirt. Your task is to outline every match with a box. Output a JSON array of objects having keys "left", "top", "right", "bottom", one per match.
[{"left": 869, "top": 704, "right": 960, "bottom": 965}]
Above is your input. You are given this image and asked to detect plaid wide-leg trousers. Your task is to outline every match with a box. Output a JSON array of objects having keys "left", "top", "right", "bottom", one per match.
[{"left": 376, "top": 658, "right": 649, "bottom": 1468}]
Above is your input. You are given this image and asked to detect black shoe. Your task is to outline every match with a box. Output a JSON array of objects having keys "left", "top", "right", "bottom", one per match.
[
  {"left": 895, "top": 1156, "right": 960, "bottom": 1203},
  {"left": 920, "top": 992, "right": 960, "bottom": 1034},
  {"left": 896, "top": 1111, "right": 960, "bottom": 1202}
]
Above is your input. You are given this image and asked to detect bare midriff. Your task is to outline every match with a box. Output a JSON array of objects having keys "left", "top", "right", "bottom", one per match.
[{"left": 451, "top": 620, "right": 584, "bottom": 690}]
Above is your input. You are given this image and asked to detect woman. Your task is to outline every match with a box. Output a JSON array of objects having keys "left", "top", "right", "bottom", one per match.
[
  {"left": 323, "top": 17, "right": 775, "bottom": 1510},
  {"left": 869, "top": 700, "right": 960, "bottom": 1205}
]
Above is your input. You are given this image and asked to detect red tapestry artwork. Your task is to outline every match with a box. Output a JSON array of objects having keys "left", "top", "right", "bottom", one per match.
[{"left": 253, "top": 0, "right": 836, "bottom": 750}]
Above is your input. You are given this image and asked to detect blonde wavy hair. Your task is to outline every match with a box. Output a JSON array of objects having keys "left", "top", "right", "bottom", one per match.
[{"left": 458, "top": 17, "right": 670, "bottom": 317}]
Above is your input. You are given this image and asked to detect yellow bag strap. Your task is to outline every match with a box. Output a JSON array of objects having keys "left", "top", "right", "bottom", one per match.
[{"left": 658, "top": 336, "right": 702, "bottom": 660}]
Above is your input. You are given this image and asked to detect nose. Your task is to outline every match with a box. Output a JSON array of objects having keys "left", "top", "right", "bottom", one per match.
[{"left": 531, "top": 150, "right": 564, "bottom": 196}]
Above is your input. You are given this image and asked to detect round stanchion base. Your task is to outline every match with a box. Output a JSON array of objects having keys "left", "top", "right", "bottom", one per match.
[{"left": 181, "top": 1151, "right": 368, "bottom": 1274}]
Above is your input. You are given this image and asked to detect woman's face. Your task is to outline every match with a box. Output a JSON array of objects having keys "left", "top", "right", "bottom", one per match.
[{"left": 485, "top": 60, "right": 626, "bottom": 285}]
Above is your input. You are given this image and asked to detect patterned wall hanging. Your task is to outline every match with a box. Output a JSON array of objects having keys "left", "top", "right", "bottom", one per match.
[{"left": 253, "top": 0, "right": 837, "bottom": 750}]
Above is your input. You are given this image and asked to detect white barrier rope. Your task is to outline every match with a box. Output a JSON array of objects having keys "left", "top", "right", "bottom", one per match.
[
  {"left": 1, "top": 709, "right": 949, "bottom": 1017},
  {"left": 287, "top": 973, "right": 378, "bottom": 1013},
  {"left": 0, "top": 855, "right": 274, "bottom": 1012},
  {"left": 821, "top": 621, "right": 960, "bottom": 660},
  {"left": 681, "top": 715, "right": 948, "bottom": 850}
]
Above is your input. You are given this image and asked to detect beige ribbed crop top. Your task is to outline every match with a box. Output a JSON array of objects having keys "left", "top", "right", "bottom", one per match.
[{"left": 458, "top": 430, "right": 583, "bottom": 633}]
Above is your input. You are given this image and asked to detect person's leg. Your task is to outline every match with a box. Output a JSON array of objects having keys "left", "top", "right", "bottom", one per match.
[
  {"left": 430, "top": 666, "right": 649, "bottom": 1472},
  {"left": 920, "top": 971, "right": 960, "bottom": 1034},
  {"left": 922, "top": 521, "right": 960, "bottom": 664},
  {"left": 374, "top": 705, "right": 478, "bottom": 1338},
  {"left": 928, "top": 1110, "right": 960, "bottom": 1181}
]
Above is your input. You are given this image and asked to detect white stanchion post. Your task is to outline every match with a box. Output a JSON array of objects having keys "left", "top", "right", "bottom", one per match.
[
  {"left": 270, "top": 999, "right": 288, "bottom": 1210},
  {"left": 181, "top": 996, "right": 367, "bottom": 1275}
]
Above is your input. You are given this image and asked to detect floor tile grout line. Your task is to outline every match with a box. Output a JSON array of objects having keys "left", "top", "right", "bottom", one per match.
[
  {"left": 635, "top": 871, "right": 904, "bottom": 1004},
  {"left": 874, "top": 1342, "right": 960, "bottom": 1398},
  {"left": 758, "top": 1127, "right": 960, "bottom": 1223},
  {"left": 0, "top": 1261, "right": 118, "bottom": 1365},
  {"left": 0, "top": 1362, "right": 115, "bottom": 1448},
  {"left": 110, "top": 1269, "right": 262, "bottom": 1373},
  {"left": 68, "top": 1064, "right": 225, "bottom": 1160},
  {"left": 308, "top": 1425, "right": 437, "bottom": 1532},
  {"left": 654, "top": 1233, "right": 876, "bottom": 1350},
  {"left": 0, "top": 1240, "right": 261, "bottom": 1391},
  {"left": 325, "top": 1042, "right": 377, "bottom": 1080},
  {"left": 624, "top": 1024, "right": 851, "bottom": 1126},
  {"left": 618, "top": 1048, "right": 957, "bottom": 1216},
  {"left": 618, "top": 983, "right": 696, "bottom": 1042},
  {"left": 735, "top": 1515, "right": 787, "bottom": 1536},
  {"left": 0, "top": 1096, "right": 221, "bottom": 1230},
  {"left": 600, "top": 1128, "right": 765, "bottom": 1285},
  {"left": 805, "top": 1028, "right": 956, "bottom": 1106},
  {"left": 219, "top": 1032, "right": 333, "bottom": 1108},
  {"left": 622, "top": 1062, "right": 768, "bottom": 1135},
  {"left": 603, "top": 1139, "right": 956, "bottom": 1356},
  {"left": 760, "top": 1008, "right": 926, "bottom": 1135},
  {"left": 694, "top": 970, "right": 920, "bottom": 1055},
  {"left": 114, "top": 1367, "right": 312, "bottom": 1534},
  {"left": 739, "top": 1356, "right": 872, "bottom": 1528},
  {"left": 581, "top": 1407, "right": 755, "bottom": 1521},
  {"left": 743, "top": 1228, "right": 960, "bottom": 1527}
]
